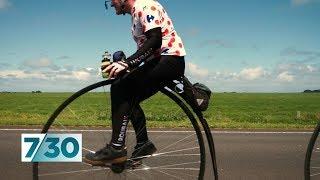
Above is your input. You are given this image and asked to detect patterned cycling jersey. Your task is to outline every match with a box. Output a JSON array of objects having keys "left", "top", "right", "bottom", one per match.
[{"left": 131, "top": 0, "right": 186, "bottom": 57}]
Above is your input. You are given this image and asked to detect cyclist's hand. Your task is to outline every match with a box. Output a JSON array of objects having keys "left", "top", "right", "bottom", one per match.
[{"left": 104, "top": 61, "right": 129, "bottom": 79}]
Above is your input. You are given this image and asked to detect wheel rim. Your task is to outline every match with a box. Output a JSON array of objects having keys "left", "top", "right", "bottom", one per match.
[{"left": 305, "top": 122, "right": 320, "bottom": 180}]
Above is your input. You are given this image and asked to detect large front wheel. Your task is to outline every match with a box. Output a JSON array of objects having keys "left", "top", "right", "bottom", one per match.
[{"left": 33, "top": 80, "right": 206, "bottom": 180}]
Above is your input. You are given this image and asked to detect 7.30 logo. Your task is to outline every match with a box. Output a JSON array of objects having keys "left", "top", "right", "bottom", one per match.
[{"left": 21, "top": 134, "right": 82, "bottom": 162}]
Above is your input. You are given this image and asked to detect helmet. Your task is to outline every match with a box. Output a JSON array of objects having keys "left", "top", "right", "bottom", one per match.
[{"left": 105, "top": 0, "right": 127, "bottom": 15}]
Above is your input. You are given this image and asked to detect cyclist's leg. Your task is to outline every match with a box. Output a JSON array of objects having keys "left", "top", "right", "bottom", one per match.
[
  {"left": 109, "top": 60, "right": 160, "bottom": 149},
  {"left": 110, "top": 55, "right": 185, "bottom": 148},
  {"left": 84, "top": 56, "right": 185, "bottom": 164},
  {"left": 129, "top": 104, "right": 159, "bottom": 159},
  {"left": 133, "top": 56, "right": 185, "bottom": 102},
  {"left": 130, "top": 55, "right": 185, "bottom": 139},
  {"left": 86, "top": 56, "right": 184, "bottom": 164},
  {"left": 130, "top": 104, "right": 149, "bottom": 144},
  {"left": 83, "top": 62, "right": 157, "bottom": 164}
]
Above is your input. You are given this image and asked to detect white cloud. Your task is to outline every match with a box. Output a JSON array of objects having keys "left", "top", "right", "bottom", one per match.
[
  {"left": 297, "top": 64, "right": 317, "bottom": 73},
  {"left": 238, "top": 67, "right": 265, "bottom": 80},
  {"left": 23, "top": 57, "right": 60, "bottom": 70},
  {"left": 277, "top": 71, "right": 294, "bottom": 82},
  {"left": 32, "top": 58, "right": 50, "bottom": 66},
  {"left": 1, "top": 61, "right": 318, "bottom": 92},
  {"left": 72, "top": 71, "right": 91, "bottom": 80},
  {"left": 0, "top": 0, "right": 10, "bottom": 9},
  {"left": 85, "top": 67, "right": 95, "bottom": 71},
  {"left": 277, "top": 63, "right": 318, "bottom": 74},
  {"left": 306, "top": 65, "right": 317, "bottom": 72},
  {"left": 0, "top": 69, "right": 96, "bottom": 81},
  {"left": 188, "top": 66, "right": 267, "bottom": 82},
  {"left": 187, "top": 63, "right": 209, "bottom": 78},
  {"left": 0, "top": 70, "right": 47, "bottom": 79}
]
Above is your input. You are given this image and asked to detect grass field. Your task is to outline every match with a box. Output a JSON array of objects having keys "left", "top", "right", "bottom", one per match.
[{"left": 0, "top": 92, "right": 319, "bottom": 129}]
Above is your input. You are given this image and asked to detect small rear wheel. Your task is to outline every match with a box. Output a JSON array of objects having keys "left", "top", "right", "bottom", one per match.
[{"left": 305, "top": 121, "right": 320, "bottom": 180}]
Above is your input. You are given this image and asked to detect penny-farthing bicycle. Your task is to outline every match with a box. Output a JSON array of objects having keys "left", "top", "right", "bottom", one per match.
[{"left": 32, "top": 65, "right": 218, "bottom": 180}]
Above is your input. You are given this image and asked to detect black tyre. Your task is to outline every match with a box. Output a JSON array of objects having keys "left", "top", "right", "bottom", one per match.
[
  {"left": 33, "top": 80, "right": 206, "bottom": 180},
  {"left": 305, "top": 121, "right": 320, "bottom": 180}
]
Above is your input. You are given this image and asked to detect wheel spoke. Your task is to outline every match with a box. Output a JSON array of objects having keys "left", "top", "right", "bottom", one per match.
[
  {"left": 153, "top": 169, "right": 184, "bottom": 180},
  {"left": 130, "top": 161, "right": 200, "bottom": 171},
  {"left": 158, "top": 133, "right": 196, "bottom": 153},
  {"left": 160, "top": 168, "right": 198, "bottom": 178},
  {"left": 129, "top": 147, "right": 199, "bottom": 160},
  {"left": 311, "top": 172, "right": 320, "bottom": 177}
]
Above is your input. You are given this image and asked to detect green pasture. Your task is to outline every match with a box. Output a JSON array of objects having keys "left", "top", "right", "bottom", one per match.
[{"left": 0, "top": 92, "right": 319, "bottom": 129}]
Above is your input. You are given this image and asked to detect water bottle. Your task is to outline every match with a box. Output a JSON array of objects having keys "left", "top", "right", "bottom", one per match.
[{"left": 101, "top": 51, "right": 112, "bottom": 78}]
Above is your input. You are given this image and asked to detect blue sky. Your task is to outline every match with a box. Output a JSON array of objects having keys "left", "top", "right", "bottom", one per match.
[{"left": 0, "top": 0, "right": 319, "bottom": 92}]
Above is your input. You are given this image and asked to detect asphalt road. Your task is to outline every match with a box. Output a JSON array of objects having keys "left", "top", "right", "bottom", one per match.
[{"left": 0, "top": 128, "right": 313, "bottom": 180}]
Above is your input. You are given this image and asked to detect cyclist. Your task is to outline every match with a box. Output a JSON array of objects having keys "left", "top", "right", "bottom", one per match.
[{"left": 84, "top": 0, "right": 186, "bottom": 165}]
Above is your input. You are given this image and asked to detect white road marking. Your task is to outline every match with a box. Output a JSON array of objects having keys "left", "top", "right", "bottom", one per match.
[{"left": 0, "top": 128, "right": 313, "bottom": 134}]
